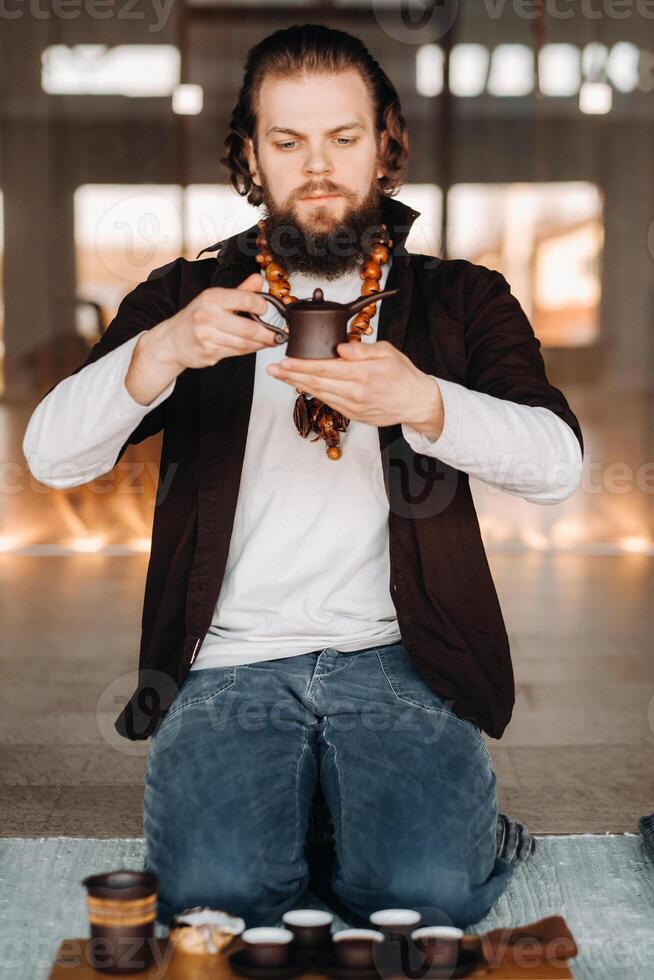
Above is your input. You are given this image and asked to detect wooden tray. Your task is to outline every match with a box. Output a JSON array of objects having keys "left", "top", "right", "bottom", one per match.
[{"left": 49, "top": 915, "right": 577, "bottom": 979}]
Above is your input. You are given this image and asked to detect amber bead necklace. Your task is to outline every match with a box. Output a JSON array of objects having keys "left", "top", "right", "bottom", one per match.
[{"left": 255, "top": 218, "right": 392, "bottom": 459}]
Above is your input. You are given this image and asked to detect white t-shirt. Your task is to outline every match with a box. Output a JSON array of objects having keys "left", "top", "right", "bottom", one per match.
[{"left": 195, "top": 260, "right": 403, "bottom": 668}]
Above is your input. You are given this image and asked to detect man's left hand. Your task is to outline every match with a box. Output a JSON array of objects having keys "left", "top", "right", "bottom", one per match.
[{"left": 266, "top": 339, "right": 445, "bottom": 439}]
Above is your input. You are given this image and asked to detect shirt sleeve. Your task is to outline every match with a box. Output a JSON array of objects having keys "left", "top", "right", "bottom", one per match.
[
  {"left": 22, "top": 259, "right": 182, "bottom": 489},
  {"left": 401, "top": 375, "right": 583, "bottom": 505}
]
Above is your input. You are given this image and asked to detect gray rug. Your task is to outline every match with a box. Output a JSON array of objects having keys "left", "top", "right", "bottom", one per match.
[{"left": 0, "top": 835, "right": 652, "bottom": 980}]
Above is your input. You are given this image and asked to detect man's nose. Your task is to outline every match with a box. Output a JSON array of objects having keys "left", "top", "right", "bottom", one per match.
[{"left": 303, "top": 146, "right": 333, "bottom": 176}]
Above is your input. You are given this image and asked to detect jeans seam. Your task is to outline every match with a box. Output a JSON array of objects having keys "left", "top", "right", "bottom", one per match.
[
  {"left": 321, "top": 718, "right": 345, "bottom": 870},
  {"left": 305, "top": 653, "right": 359, "bottom": 711}
]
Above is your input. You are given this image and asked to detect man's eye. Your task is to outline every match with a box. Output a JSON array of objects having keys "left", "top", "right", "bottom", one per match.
[{"left": 275, "top": 138, "right": 357, "bottom": 150}]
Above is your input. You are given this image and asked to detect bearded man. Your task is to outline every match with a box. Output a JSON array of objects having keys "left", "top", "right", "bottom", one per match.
[{"left": 23, "top": 24, "right": 583, "bottom": 931}]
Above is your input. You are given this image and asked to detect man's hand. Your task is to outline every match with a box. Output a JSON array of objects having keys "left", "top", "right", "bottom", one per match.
[
  {"left": 126, "top": 272, "right": 279, "bottom": 406},
  {"left": 154, "top": 271, "right": 278, "bottom": 371},
  {"left": 266, "top": 339, "right": 445, "bottom": 440}
]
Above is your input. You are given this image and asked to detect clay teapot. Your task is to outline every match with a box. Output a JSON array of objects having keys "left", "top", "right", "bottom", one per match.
[{"left": 243, "top": 286, "right": 400, "bottom": 359}]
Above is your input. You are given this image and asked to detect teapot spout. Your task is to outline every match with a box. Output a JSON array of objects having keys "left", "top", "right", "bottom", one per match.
[{"left": 347, "top": 287, "right": 400, "bottom": 319}]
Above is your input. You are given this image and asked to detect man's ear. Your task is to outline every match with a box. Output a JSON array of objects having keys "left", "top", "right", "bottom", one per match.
[{"left": 244, "top": 137, "right": 261, "bottom": 187}]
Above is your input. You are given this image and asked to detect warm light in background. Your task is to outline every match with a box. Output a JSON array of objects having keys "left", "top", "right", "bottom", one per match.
[
  {"left": 41, "top": 44, "right": 181, "bottom": 97},
  {"left": 172, "top": 84, "right": 204, "bottom": 116},
  {"left": 450, "top": 44, "right": 489, "bottom": 97},
  {"left": 415, "top": 39, "right": 651, "bottom": 100},
  {"left": 487, "top": 44, "right": 534, "bottom": 97},
  {"left": 448, "top": 182, "right": 603, "bottom": 347},
  {"left": 64, "top": 535, "right": 106, "bottom": 553},
  {"left": 579, "top": 81, "right": 613, "bottom": 115},
  {"left": 416, "top": 44, "right": 443, "bottom": 98},
  {"left": 538, "top": 44, "right": 581, "bottom": 97}
]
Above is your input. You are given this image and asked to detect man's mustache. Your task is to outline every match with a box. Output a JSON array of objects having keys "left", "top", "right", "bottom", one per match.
[{"left": 294, "top": 184, "right": 354, "bottom": 200}]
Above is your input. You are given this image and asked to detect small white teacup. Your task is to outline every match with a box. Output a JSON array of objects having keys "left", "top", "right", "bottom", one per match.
[
  {"left": 241, "top": 927, "right": 294, "bottom": 966},
  {"left": 370, "top": 908, "right": 422, "bottom": 936},
  {"left": 333, "top": 928, "right": 385, "bottom": 968},
  {"left": 411, "top": 926, "right": 464, "bottom": 969},
  {"left": 282, "top": 909, "right": 333, "bottom": 948}
]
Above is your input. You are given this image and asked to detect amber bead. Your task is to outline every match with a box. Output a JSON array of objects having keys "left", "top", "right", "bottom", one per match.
[
  {"left": 360, "top": 260, "right": 382, "bottom": 280},
  {"left": 256, "top": 252, "right": 273, "bottom": 266},
  {"left": 351, "top": 313, "right": 370, "bottom": 331},
  {"left": 327, "top": 446, "right": 342, "bottom": 460},
  {"left": 265, "top": 262, "right": 287, "bottom": 282},
  {"left": 270, "top": 281, "right": 291, "bottom": 297},
  {"left": 370, "top": 244, "right": 389, "bottom": 264},
  {"left": 361, "top": 278, "right": 380, "bottom": 296},
  {"left": 362, "top": 303, "right": 378, "bottom": 318}
]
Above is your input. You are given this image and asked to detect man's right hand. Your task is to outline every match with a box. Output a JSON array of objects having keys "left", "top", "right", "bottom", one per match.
[
  {"left": 155, "top": 271, "right": 279, "bottom": 371},
  {"left": 125, "top": 272, "right": 280, "bottom": 407}
]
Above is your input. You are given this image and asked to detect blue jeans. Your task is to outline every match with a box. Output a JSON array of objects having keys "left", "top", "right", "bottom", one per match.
[{"left": 143, "top": 643, "right": 514, "bottom": 930}]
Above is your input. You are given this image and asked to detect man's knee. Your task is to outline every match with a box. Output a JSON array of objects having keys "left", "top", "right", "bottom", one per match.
[
  {"left": 333, "top": 848, "right": 498, "bottom": 929},
  {"left": 153, "top": 858, "right": 308, "bottom": 929}
]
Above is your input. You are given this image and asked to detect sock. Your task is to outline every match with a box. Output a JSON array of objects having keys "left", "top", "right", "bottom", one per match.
[
  {"left": 638, "top": 814, "right": 654, "bottom": 864},
  {"left": 496, "top": 812, "right": 537, "bottom": 866}
]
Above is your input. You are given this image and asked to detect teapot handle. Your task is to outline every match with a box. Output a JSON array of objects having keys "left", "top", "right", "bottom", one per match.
[{"left": 242, "top": 294, "right": 289, "bottom": 345}]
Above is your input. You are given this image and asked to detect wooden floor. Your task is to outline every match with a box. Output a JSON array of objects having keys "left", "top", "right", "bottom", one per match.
[{"left": 0, "top": 549, "right": 651, "bottom": 837}]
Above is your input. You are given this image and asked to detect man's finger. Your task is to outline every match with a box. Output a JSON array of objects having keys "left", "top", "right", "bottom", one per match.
[
  {"left": 236, "top": 271, "right": 264, "bottom": 291},
  {"left": 204, "top": 286, "right": 268, "bottom": 314},
  {"left": 269, "top": 369, "right": 358, "bottom": 400},
  {"left": 275, "top": 356, "right": 361, "bottom": 379},
  {"left": 337, "top": 340, "right": 389, "bottom": 358}
]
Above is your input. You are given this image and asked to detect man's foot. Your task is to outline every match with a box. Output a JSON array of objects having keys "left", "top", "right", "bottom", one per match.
[{"left": 496, "top": 812, "right": 536, "bottom": 866}]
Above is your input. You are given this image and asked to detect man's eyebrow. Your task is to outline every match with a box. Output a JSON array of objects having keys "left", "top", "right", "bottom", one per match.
[{"left": 265, "top": 121, "right": 365, "bottom": 138}]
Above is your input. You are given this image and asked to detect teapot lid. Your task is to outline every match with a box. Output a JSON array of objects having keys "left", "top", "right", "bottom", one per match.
[{"left": 291, "top": 287, "right": 346, "bottom": 310}]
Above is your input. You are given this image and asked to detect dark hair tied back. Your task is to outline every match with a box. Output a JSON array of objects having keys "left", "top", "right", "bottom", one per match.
[{"left": 221, "top": 23, "right": 410, "bottom": 206}]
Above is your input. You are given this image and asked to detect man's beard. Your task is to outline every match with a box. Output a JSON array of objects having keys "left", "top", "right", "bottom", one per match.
[{"left": 259, "top": 180, "right": 385, "bottom": 281}]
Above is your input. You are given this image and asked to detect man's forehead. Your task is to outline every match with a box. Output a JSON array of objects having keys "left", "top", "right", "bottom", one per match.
[{"left": 255, "top": 71, "right": 373, "bottom": 133}]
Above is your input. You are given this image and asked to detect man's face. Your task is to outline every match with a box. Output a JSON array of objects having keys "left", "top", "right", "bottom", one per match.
[{"left": 245, "top": 69, "right": 388, "bottom": 277}]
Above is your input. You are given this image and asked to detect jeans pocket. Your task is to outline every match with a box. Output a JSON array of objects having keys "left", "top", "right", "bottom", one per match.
[
  {"left": 150, "top": 667, "right": 237, "bottom": 750},
  {"left": 376, "top": 644, "right": 487, "bottom": 746}
]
